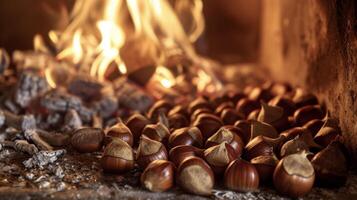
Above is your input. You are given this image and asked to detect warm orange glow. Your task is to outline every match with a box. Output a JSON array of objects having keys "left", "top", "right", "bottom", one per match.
[
  {"left": 154, "top": 66, "right": 176, "bottom": 88},
  {"left": 45, "top": 68, "right": 57, "bottom": 88},
  {"left": 57, "top": 29, "right": 83, "bottom": 64}
]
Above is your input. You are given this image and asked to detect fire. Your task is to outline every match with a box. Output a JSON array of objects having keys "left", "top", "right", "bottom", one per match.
[{"left": 42, "top": 0, "right": 221, "bottom": 96}]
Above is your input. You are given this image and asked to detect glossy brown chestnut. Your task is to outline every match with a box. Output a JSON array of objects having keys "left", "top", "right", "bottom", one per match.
[
  {"left": 280, "top": 136, "right": 309, "bottom": 158},
  {"left": 204, "top": 143, "right": 237, "bottom": 174},
  {"left": 236, "top": 98, "right": 260, "bottom": 117},
  {"left": 169, "top": 145, "right": 203, "bottom": 167},
  {"left": 314, "top": 126, "right": 339, "bottom": 147},
  {"left": 106, "top": 120, "right": 133, "bottom": 146},
  {"left": 293, "top": 105, "right": 324, "bottom": 126},
  {"left": 192, "top": 113, "right": 223, "bottom": 140},
  {"left": 168, "top": 127, "right": 203, "bottom": 149},
  {"left": 234, "top": 120, "right": 252, "bottom": 144},
  {"left": 292, "top": 88, "right": 319, "bottom": 108},
  {"left": 257, "top": 102, "right": 289, "bottom": 131},
  {"left": 311, "top": 140, "right": 348, "bottom": 187},
  {"left": 147, "top": 100, "right": 173, "bottom": 121},
  {"left": 250, "top": 120, "right": 279, "bottom": 140},
  {"left": 269, "top": 82, "right": 292, "bottom": 96},
  {"left": 303, "top": 119, "right": 324, "bottom": 137},
  {"left": 248, "top": 86, "right": 273, "bottom": 102},
  {"left": 211, "top": 93, "right": 232, "bottom": 108},
  {"left": 140, "top": 160, "right": 175, "bottom": 192},
  {"left": 206, "top": 126, "right": 244, "bottom": 156},
  {"left": 71, "top": 127, "right": 105, "bottom": 153},
  {"left": 168, "top": 113, "right": 189, "bottom": 130},
  {"left": 273, "top": 152, "right": 315, "bottom": 198},
  {"left": 245, "top": 135, "right": 286, "bottom": 160},
  {"left": 221, "top": 108, "right": 244, "bottom": 125},
  {"left": 126, "top": 113, "right": 151, "bottom": 145},
  {"left": 177, "top": 156, "right": 214, "bottom": 196},
  {"left": 268, "top": 96, "right": 296, "bottom": 116},
  {"left": 281, "top": 127, "right": 320, "bottom": 150},
  {"left": 136, "top": 136, "right": 168, "bottom": 169},
  {"left": 247, "top": 109, "right": 260, "bottom": 120},
  {"left": 142, "top": 122, "right": 170, "bottom": 145},
  {"left": 230, "top": 92, "right": 246, "bottom": 105},
  {"left": 224, "top": 159, "right": 259, "bottom": 192},
  {"left": 251, "top": 155, "right": 278, "bottom": 183},
  {"left": 188, "top": 97, "right": 212, "bottom": 114},
  {"left": 215, "top": 102, "right": 235, "bottom": 116},
  {"left": 168, "top": 105, "right": 189, "bottom": 118},
  {"left": 101, "top": 138, "right": 134, "bottom": 173},
  {"left": 190, "top": 107, "right": 212, "bottom": 122}
]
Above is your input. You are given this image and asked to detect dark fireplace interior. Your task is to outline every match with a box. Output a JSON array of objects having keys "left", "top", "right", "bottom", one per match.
[{"left": 0, "top": 0, "right": 356, "bottom": 199}]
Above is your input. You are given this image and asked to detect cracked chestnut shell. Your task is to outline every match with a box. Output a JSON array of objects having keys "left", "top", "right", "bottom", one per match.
[
  {"left": 71, "top": 127, "right": 105, "bottom": 153},
  {"left": 141, "top": 160, "right": 175, "bottom": 192},
  {"left": 177, "top": 156, "right": 214, "bottom": 196},
  {"left": 268, "top": 96, "right": 296, "bottom": 116},
  {"left": 234, "top": 120, "right": 252, "bottom": 144},
  {"left": 245, "top": 135, "right": 286, "bottom": 160},
  {"left": 236, "top": 98, "right": 260, "bottom": 117},
  {"left": 257, "top": 102, "right": 289, "bottom": 132},
  {"left": 101, "top": 138, "right": 134, "bottom": 173},
  {"left": 142, "top": 122, "right": 170, "bottom": 145},
  {"left": 224, "top": 159, "right": 259, "bottom": 192},
  {"left": 221, "top": 108, "right": 244, "bottom": 125},
  {"left": 106, "top": 120, "right": 133, "bottom": 146},
  {"left": 251, "top": 155, "right": 278, "bottom": 183},
  {"left": 206, "top": 126, "right": 244, "bottom": 156},
  {"left": 273, "top": 152, "right": 315, "bottom": 198},
  {"left": 136, "top": 136, "right": 168, "bottom": 169},
  {"left": 168, "top": 127, "right": 203, "bottom": 149},
  {"left": 192, "top": 113, "right": 223, "bottom": 140},
  {"left": 168, "top": 113, "right": 189, "bottom": 130},
  {"left": 204, "top": 143, "right": 237, "bottom": 174},
  {"left": 169, "top": 145, "right": 203, "bottom": 166},
  {"left": 126, "top": 113, "right": 150, "bottom": 145},
  {"left": 147, "top": 100, "right": 173, "bottom": 121}
]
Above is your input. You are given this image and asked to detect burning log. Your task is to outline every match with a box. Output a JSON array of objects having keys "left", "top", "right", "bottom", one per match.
[
  {"left": 35, "top": 129, "right": 70, "bottom": 147},
  {"left": 24, "top": 129, "right": 53, "bottom": 151},
  {"left": 0, "top": 140, "right": 38, "bottom": 155},
  {"left": 67, "top": 74, "right": 103, "bottom": 101},
  {"left": 0, "top": 110, "right": 37, "bottom": 130}
]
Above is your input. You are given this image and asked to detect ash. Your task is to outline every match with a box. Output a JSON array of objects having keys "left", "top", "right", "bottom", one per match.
[{"left": 23, "top": 149, "right": 66, "bottom": 169}]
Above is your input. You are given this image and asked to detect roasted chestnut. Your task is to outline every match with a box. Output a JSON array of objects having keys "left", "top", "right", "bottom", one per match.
[
  {"left": 247, "top": 109, "right": 260, "bottom": 120},
  {"left": 314, "top": 126, "right": 339, "bottom": 147},
  {"left": 190, "top": 107, "right": 212, "bottom": 122},
  {"left": 214, "top": 102, "right": 234, "bottom": 116},
  {"left": 248, "top": 86, "right": 273, "bottom": 102},
  {"left": 293, "top": 105, "right": 324, "bottom": 126},
  {"left": 251, "top": 155, "right": 278, "bottom": 183},
  {"left": 140, "top": 160, "right": 175, "bottom": 192},
  {"left": 169, "top": 145, "right": 203, "bottom": 167},
  {"left": 273, "top": 151, "right": 315, "bottom": 198},
  {"left": 126, "top": 113, "right": 151, "bottom": 145},
  {"left": 250, "top": 120, "right": 278, "bottom": 140},
  {"left": 142, "top": 122, "right": 170, "bottom": 145},
  {"left": 168, "top": 113, "right": 189, "bottom": 130},
  {"left": 177, "top": 156, "right": 214, "bottom": 196},
  {"left": 71, "top": 127, "right": 105, "bottom": 153},
  {"left": 168, "top": 127, "right": 203, "bottom": 149},
  {"left": 268, "top": 96, "right": 296, "bottom": 116},
  {"left": 280, "top": 136, "right": 309, "bottom": 158},
  {"left": 303, "top": 119, "right": 324, "bottom": 137},
  {"left": 234, "top": 120, "right": 252, "bottom": 144},
  {"left": 101, "top": 138, "right": 134, "bottom": 173},
  {"left": 245, "top": 135, "right": 286, "bottom": 160},
  {"left": 257, "top": 102, "right": 289, "bottom": 131},
  {"left": 147, "top": 100, "right": 173, "bottom": 121},
  {"left": 224, "top": 159, "right": 259, "bottom": 192},
  {"left": 106, "top": 119, "right": 133, "bottom": 146},
  {"left": 168, "top": 105, "right": 189, "bottom": 118},
  {"left": 311, "top": 140, "right": 348, "bottom": 187},
  {"left": 206, "top": 126, "right": 244, "bottom": 156},
  {"left": 292, "top": 88, "right": 319, "bottom": 108},
  {"left": 203, "top": 143, "right": 237, "bottom": 174},
  {"left": 192, "top": 113, "right": 223, "bottom": 140},
  {"left": 136, "top": 136, "right": 168, "bottom": 169},
  {"left": 188, "top": 97, "right": 212, "bottom": 114},
  {"left": 236, "top": 98, "right": 260, "bottom": 117},
  {"left": 221, "top": 108, "right": 244, "bottom": 125}
]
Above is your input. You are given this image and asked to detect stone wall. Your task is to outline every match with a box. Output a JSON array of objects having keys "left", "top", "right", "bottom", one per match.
[{"left": 260, "top": 0, "right": 357, "bottom": 163}]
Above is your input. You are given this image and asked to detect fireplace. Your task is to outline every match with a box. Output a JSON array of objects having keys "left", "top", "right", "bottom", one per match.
[{"left": 0, "top": 0, "right": 356, "bottom": 199}]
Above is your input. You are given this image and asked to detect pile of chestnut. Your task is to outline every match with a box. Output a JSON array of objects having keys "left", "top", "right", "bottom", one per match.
[{"left": 70, "top": 82, "right": 349, "bottom": 198}]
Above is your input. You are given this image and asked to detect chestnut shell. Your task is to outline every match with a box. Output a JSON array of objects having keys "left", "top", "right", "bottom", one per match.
[{"left": 224, "top": 159, "right": 259, "bottom": 192}]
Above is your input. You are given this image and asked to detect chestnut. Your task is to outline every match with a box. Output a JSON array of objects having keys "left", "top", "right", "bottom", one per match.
[
  {"left": 126, "top": 113, "right": 151, "bottom": 145},
  {"left": 71, "top": 127, "right": 105, "bottom": 153},
  {"left": 101, "top": 138, "right": 134, "bottom": 173},
  {"left": 273, "top": 151, "right": 315, "bottom": 198},
  {"left": 303, "top": 119, "right": 324, "bottom": 137},
  {"left": 136, "top": 136, "right": 168, "bottom": 169},
  {"left": 280, "top": 136, "right": 309, "bottom": 158},
  {"left": 168, "top": 127, "right": 203, "bottom": 149},
  {"left": 188, "top": 97, "right": 212, "bottom": 114},
  {"left": 247, "top": 109, "right": 260, "bottom": 120},
  {"left": 230, "top": 92, "right": 245, "bottom": 105},
  {"left": 245, "top": 135, "right": 286, "bottom": 160},
  {"left": 280, "top": 127, "right": 320, "bottom": 150},
  {"left": 311, "top": 140, "right": 348, "bottom": 187},
  {"left": 168, "top": 113, "right": 189, "bottom": 130},
  {"left": 248, "top": 86, "right": 273, "bottom": 102},
  {"left": 190, "top": 107, "right": 212, "bottom": 122},
  {"left": 204, "top": 143, "right": 237, "bottom": 174},
  {"left": 168, "top": 105, "right": 189, "bottom": 118},
  {"left": 268, "top": 96, "right": 296, "bottom": 116},
  {"left": 236, "top": 98, "right": 260, "bottom": 117},
  {"left": 177, "top": 156, "right": 214, "bottom": 196},
  {"left": 251, "top": 155, "right": 278, "bottom": 183},
  {"left": 142, "top": 122, "right": 170, "bottom": 145},
  {"left": 106, "top": 119, "right": 133, "bottom": 146},
  {"left": 214, "top": 102, "right": 234, "bottom": 116},
  {"left": 314, "top": 126, "right": 339, "bottom": 147},
  {"left": 250, "top": 120, "right": 278, "bottom": 140},
  {"left": 147, "top": 100, "right": 173, "bottom": 121},
  {"left": 211, "top": 93, "right": 232, "bottom": 108},
  {"left": 169, "top": 145, "right": 203, "bottom": 166},
  {"left": 293, "top": 105, "right": 324, "bottom": 126},
  {"left": 224, "top": 159, "right": 259, "bottom": 192},
  {"left": 192, "top": 113, "right": 223, "bottom": 140},
  {"left": 257, "top": 102, "right": 289, "bottom": 131},
  {"left": 206, "top": 126, "right": 244, "bottom": 156},
  {"left": 221, "top": 108, "right": 244, "bottom": 125},
  {"left": 269, "top": 82, "right": 292, "bottom": 96},
  {"left": 140, "top": 160, "right": 175, "bottom": 192},
  {"left": 234, "top": 120, "right": 252, "bottom": 144},
  {"left": 292, "top": 88, "right": 319, "bottom": 108}
]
